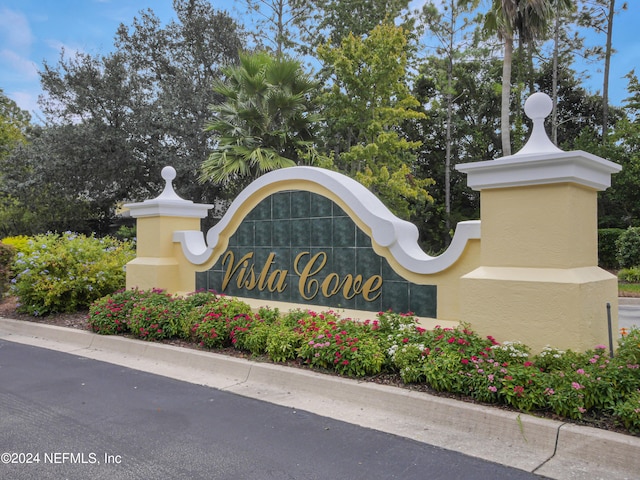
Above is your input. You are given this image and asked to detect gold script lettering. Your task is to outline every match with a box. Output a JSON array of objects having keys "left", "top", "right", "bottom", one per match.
[
  {"left": 362, "top": 275, "right": 383, "bottom": 301},
  {"left": 223, "top": 249, "right": 382, "bottom": 302},
  {"left": 222, "top": 251, "right": 288, "bottom": 293},
  {"left": 294, "top": 252, "right": 326, "bottom": 300},
  {"left": 221, "top": 251, "right": 253, "bottom": 291},
  {"left": 294, "top": 251, "right": 383, "bottom": 302}
]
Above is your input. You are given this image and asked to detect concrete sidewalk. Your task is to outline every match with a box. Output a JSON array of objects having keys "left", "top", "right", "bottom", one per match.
[{"left": 1, "top": 316, "right": 639, "bottom": 480}]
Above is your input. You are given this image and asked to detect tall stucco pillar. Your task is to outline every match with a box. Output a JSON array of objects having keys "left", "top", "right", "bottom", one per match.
[
  {"left": 456, "top": 93, "right": 622, "bottom": 353},
  {"left": 124, "top": 166, "right": 212, "bottom": 294}
]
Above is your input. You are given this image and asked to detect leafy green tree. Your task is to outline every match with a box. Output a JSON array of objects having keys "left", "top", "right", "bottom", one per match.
[
  {"left": 534, "top": 59, "right": 622, "bottom": 150},
  {"left": 294, "top": 0, "right": 411, "bottom": 54},
  {"left": 419, "top": 0, "right": 480, "bottom": 231},
  {"left": 200, "top": 52, "right": 321, "bottom": 190},
  {"left": 317, "top": 23, "right": 433, "bottom": 222},
  {"left": 545, "top": 0, "right": 579, "bottom": 144},
  {"left": 412, "top": 55, "right": 502, "bottom": 251},
  {"left": 238, "top": 0, "right": 314, "bottom": 56},
  {"left": 596, "top": 71, "right": 640, "bottom": 228},
  {"left": 0, "top": 90, "right": 33, "bottom": 236},
  {"left": 1, "top": 1, "right": 244, "bottom": 236}
]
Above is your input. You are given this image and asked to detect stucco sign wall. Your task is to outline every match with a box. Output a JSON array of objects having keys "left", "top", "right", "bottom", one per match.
[{"left": 125, "top": 93, "right": 622, "bottom": 353}]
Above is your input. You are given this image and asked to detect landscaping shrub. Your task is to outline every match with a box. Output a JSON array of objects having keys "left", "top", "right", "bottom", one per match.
[
  {"left": 616, "top": 227, "right": 640, "bottom": 269},
  {"left": 127, "top": 290, "right": 182, "bottom": 341},
  {"left": 87, "top": 288, "right": 144, "bottom": 335},
  {"left": 613, "top": 391, "right": 640, "bottom": 434},
  {"left": 618, "top": 267, "right": 640, "bottom": 283},
  {"left": 1, "top": 235, "right": 32, "bottom": 256},
  {"left": 114, "top": 225, "right": 136, "bottom": 242},
  {"left": 189, "top": 307, "right": 229, "bottom": 348},
  {"left": 598, "top": 228, "right": 624, "bottom": 269},
  {"left": 295, "top": 310, "right": 385, "bottom": 377},
  {"left": 188, "top": 295, "right": 253, "bottom": 348},
  {"left": 0, "top": 241, "right": 16, "bottom": 297},
  {"left": 11, "top": 232, "right": 135, "bottom": 315}
]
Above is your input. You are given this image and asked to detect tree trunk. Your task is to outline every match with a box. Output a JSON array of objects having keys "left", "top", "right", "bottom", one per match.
[
  {"left": 501, "top": 35, "right": 513, "bottom": 157},
  {"left": 552, "top": 3, "right": 560, "bottom": 145},
  {"left": 445, "top": 5, "right": 454, "bottom": 232},
  {"left": 602, "top": 0, "right": 615, "bottom": 143}
]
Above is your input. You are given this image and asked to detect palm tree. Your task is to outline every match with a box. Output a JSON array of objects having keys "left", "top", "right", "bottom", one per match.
[
  {"left": 485, "top": 0, "right": 553, "bottom": 156},
  {"left": 200, "top": 52, "right": 319, "bottom": 186}
]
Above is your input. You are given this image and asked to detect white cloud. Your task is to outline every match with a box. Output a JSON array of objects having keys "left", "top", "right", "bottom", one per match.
[
  {"left": 0, "top": 8, "right": 34, "bottom": 52},
  {"left": 0, "top": 49, "right": 39, "bottom": 79}
]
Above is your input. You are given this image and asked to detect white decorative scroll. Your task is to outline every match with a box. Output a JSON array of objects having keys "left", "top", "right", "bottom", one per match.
[{"left": 173, "top": 166, "right": 480, "bottom": 274}]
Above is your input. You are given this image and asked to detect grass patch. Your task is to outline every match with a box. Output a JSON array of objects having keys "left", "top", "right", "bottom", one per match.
[{"left": 619, "top": 283, "right": 640, "bottom": 297}]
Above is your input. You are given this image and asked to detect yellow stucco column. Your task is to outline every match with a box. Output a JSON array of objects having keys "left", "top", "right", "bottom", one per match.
[
  {"left": 456, "top": 93, "right": 622, "bottom": 353},
  {"left": 124, "top": 166, "right": 212, "bottom": 294}
]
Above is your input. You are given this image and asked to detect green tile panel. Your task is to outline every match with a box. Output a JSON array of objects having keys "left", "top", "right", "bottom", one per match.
[{"left": 195, "top": 190, "right": 436, "bottom": 318}]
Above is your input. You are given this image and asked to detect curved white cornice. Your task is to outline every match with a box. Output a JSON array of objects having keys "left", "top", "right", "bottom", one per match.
[
  {"left": 173, "top": 166, "right": 480, "bottom": 274},
  {"left": 457, "top": 151, "right": 621, "bottom": 191}
]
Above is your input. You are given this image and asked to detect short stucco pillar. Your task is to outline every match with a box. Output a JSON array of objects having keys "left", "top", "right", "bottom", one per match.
[
  {"left": 456, "top": 93, "right": 622, "bottom": 353},
  {"left": 124, "top": 166, "right": 212, "bottom": 294}
]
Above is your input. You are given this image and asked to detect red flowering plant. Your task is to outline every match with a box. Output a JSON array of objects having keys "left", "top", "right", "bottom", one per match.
[
  {"left": 127, "top": 289, "right": 181, "bottom": 341},
  {"left": 188, "top": 296, "right": 253, "bottom": 349},
  {"left": 88, "top": 288, "right": 155, "bottom": 335},
  {"left": 296, "top": 310, "right": 384, "bottom": 377}
]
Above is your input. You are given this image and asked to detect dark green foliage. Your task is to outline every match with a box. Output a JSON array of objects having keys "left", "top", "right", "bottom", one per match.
[
  {"left": 200, "top": 52, "right": 321, "bottom": 191},
  {"left": 598, "top": 228, "right": 624, "bottom": 269}
]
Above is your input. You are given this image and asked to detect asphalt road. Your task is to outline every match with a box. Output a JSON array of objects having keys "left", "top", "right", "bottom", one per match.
[
  {"left": 0, "top": 339, "right": 546, "bottom": 480},
  {"left": 617, "top": 304, "right": 640, "bottom": 332}
]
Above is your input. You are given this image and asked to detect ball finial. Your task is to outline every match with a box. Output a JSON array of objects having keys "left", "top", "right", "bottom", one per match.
[
  {"left": 161, "top": 166, "right": 177, "bottom": 182},
  {"left": 524, "top": 92, "right": 553, "bottom": 121}
]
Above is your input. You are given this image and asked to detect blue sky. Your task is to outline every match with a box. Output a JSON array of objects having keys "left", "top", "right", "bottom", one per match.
[{"left": 1, "top": 0, "right": 638, "bottom": 122}]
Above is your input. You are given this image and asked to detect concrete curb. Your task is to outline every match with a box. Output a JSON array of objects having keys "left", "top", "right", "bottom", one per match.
[
  {"left": 618, "top": 297, "right": 640, "bottom": 306},
  {"left": 1, "top": 317, "right": 639, "bottom": 479}
]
